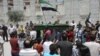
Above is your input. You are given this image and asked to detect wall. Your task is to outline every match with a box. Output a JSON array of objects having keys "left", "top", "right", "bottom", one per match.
[{"left": 0, "top": 0, "right": 100, "bottom": 25}]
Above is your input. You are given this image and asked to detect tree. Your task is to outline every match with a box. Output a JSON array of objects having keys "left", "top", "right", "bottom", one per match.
[{"left": 7, "top": 11, "right": 24, "bottom": 23}]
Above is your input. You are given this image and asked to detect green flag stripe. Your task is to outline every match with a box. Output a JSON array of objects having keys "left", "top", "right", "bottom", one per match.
[{"left": 39, "top": 0, "right": 52, "bottom": 6}]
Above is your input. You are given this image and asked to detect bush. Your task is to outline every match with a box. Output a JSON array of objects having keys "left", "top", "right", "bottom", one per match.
[{"left": 8, "top": 11, "right": 24, "bottom": 23}]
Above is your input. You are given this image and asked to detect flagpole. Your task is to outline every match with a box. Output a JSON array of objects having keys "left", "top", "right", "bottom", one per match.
[
  {"left": 41, "top": 8, "right": 47, "bottom": 24},
  {"left": 37, "top": 0, "right": 47, "bottom": 24}
]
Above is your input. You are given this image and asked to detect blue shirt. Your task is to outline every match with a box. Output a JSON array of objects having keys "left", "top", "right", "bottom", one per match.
[{"left": 43, "top": 53, "right": 60, "bottom": 56}]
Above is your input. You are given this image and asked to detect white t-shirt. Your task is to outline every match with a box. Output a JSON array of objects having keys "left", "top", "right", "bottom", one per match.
[
  {"left": 8, "top": 26, "right": 16, "bottom": 34},
  {"left": 72, "top": 45, "right": 79, "bottom": 56},
  {"left": 84, "top": 42, "right": 100, "bottom": 56},
  {"left": 98, "top": 27, "right": 100, "bottom": 33},
  {"left": 43, "top": 41, "right": 53, "bottom": 53},
  {"left": 76, "top": 29, "right": 83, "bottom": 37},
  {"left": 70, "top": 22, "right": 77, "bottom": 31},
  {"left": 70, "top": 23, "right": 77, "bottom": 27},
  {"left": 30, "top": 30, "right": 37, "bottom": 40},
  {"left": 19, "top": 48, "right": 39, "bottom": 56},
  {"left": 18, "top": 40, "right": 24, "bottom": 49},
  {"left": 99, "top": 31, "right": 100, "bottom": 34}
]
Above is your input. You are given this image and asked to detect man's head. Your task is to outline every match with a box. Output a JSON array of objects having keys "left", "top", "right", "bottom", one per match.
[
  {"left": 10, "top": 33, "right": 17, "bottom": 38},
  {"left": 26, "top": 22, "right": 28, "bottom": 25},
  {"left": 32, "top": 40, "right": 37, "bottom": 49},
  {"left": 96, "top": 21, "right": 99, "bottom": 24},
  {"left": 72, "top": 20, "right": 75, "bottom": 23},
  {"left": 49, "top": 44, "right": 58, "bottom": 55},
  {"left": 46, "top": 37, "right": 51, "bottom": 41},
  {"left": 61, "top": 32, "right": 67, "bottom": 41},
  {"left": 24, "top": 40, "right": 31, "bottom": 48},
  {"left": 30, "top": 21, "right": 33, "bottom": 24},
  {"left": 90, "top": 35, "right": 95, "bottom": 41},
  {"left": 16, "top": 23, "right": 19, "bottom": 28},
  {"left": 76, "top": 40, "right": 82, "bottom": 48},
  {"left": 10, "top": 24, "right": 13, "bottom": 27}
]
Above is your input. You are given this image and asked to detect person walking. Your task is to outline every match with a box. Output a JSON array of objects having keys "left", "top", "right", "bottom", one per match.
[
  {"left": 56, "top": 33, "right": 73, "bottom": 56},
  {"left": 84, "top": 35, "right": 100, "bottom": 56},
  {"left": 10, "top": 34, "right": 20, "bottom": 56},
  {"left": 2, "top": 24, "right": 8, "bottom": 41}
]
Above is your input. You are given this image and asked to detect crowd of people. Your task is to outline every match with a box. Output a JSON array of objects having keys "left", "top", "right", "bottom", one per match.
[{"left": 0, "top": 20, "right": 100, "bottom": 56}]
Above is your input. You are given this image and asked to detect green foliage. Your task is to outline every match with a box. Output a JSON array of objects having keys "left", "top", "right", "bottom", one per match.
[
  {"left": 36, "top": 15, "right": 42, "bottom": 24},
  {"left": 37, "top": 15, "right": 42, "bottom": 19},
  {"left": 7, "top": 11, "right": 24, "bottom": 22}
]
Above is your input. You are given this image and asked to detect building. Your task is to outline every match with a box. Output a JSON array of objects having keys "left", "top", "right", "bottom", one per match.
[
  {"left": 0, "top": 0, "right": 36, "bottom": 24},
  {"left": 0, "top": 0, "right": 100, "bottom": 24}
]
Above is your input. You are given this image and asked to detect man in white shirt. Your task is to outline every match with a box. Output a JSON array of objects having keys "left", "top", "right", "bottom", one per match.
[
  {"left": 84, "top": 35, "right": 100, "bottom": 56},
  {"left": 0, "top": 29, "right": 4, "bottom": 43},
  {"left": 19, "top": 48, "right": 39, "bottom": 56},
  {"left": 43, "top": 37, "right": 53, "bottom": 54},
  {"left": 72, "top": 45, "right": 79, "bottom": 56},
  {"left": 70, "top": 20, "right": 77, "bottom": 32},
  {"left": 0, "top": 35, "right": 4, "bottom": 44},
  {"left": 0, "top": 30, "right": 4, "bottom": 56},
  {"left": 30, "top": 29, "right": 37, "bottom": 40},
  {"left": 70, "top": 20, "right": 77, "bottom": 28},
  {"left": 8, "top": 24, "right": 16, "bottom": 36},
  {"left": 19, "top": 39, "right": 39, "bottom": 56},
  {"left": 76, "top": 28, "right": 83, "bottom": 42}
]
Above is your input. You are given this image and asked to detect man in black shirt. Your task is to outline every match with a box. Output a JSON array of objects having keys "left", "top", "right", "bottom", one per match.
[
  {"left": 56, "top": 32, "right": 73, "bottom": 56},
  {"left": 76, "top": 40, "right": 91, "bottom": 56},
  {"left": 2, "top": 25, "right": 8, "bottom": 41}
]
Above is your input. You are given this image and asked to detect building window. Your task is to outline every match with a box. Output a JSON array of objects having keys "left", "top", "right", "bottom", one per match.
[
  {"left": 25, "top": 2, "right": 30, "bottom": 5},
  {"left": 8, "top": 0, "right": 13, "bottom": 6},
  {"left": 0, "top": 0, "right": 2, "bottom": 3},
  {"left": 8, "top": 3, "right": 13, "bottom": 6},
  {"left": 24, "top": 6, "right": 26, "bottom": 10},
  {"left": 8, "top": 7, "right": 11, "bottom": 11}
]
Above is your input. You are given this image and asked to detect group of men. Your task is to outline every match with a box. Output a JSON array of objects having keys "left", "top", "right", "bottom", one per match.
[{"left": 0, "top": 20, "right": 99, "bottom": 56}]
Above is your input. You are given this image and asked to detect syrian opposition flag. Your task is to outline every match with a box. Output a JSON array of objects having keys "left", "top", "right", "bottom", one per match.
[
  {"left": 85, "top": 13, "right": 91, "bottom": 23},
  {"left": 39, "top": 0, "right": 57, "bottom": 12},
  {"left": 85, "top": 13, "right": 91, "bottom": 26},
  {"left": 85, "top": 13, "right": 94, "bottom": 27}
]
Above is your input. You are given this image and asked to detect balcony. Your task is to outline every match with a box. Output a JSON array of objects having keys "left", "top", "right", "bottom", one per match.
[
  {"left": 7, "top": 1, "right": 13, "bottom": 4},
  {"left": 8, "top": 3, "right": 13, "bottom": 6}
]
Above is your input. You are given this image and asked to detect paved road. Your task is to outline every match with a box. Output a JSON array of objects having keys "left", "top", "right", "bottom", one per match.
[{"left": 3, "top": 42, "right": 11, "bottom": 56}]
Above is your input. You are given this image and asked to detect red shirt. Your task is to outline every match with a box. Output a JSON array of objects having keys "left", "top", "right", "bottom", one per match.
[
  {"left": 35, "top": 43, "right": 43, "bottom": 53},
  {"left": 67, "top": 31, "right": 74, "bottom": 42},
  {"left": 10, "top": 37, "right": 20, "bottom": 53},
  {"left": 44, "top": 29, "right": 52, "bottom": 38},
  {"left": 67, "top": 31, "right": 74, "bottom": 38}
]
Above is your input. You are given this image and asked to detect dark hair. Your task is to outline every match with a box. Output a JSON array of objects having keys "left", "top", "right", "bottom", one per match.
[
  {"left": 36, "top": 39, "right": 41, "bottom": 44},
  {"left": 10, "top": 33, "right": 17, "bottom": 38},
  {"left": 90, "top": 35, "right": 95, "bottom": 41},
  {"left": 24, "top": 40, "right": 31, "bottom": 48},
  {"left": 76, "top": 40, "right": 82, "bottom": 48},
  {"left": 49, "top": 44, "right": 58, "bottom": 55},
  {"left": 46, "top": 36, "right": 51, "bottom": 41},
  {"left": 61, "top": 32, "right": 67, "bottom": 41},
  {"left": 31, "top": 40, "right": 37, "bottom": 46}
]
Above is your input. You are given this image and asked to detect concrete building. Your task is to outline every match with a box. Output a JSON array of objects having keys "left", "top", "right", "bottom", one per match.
[{"left": 0, "top": 0, "right": 100, "bottom": 25}]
